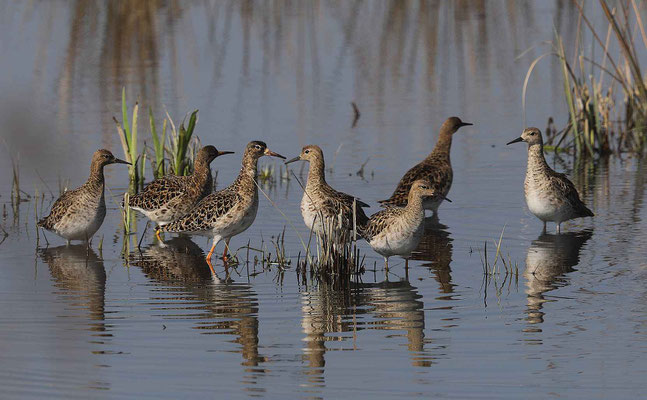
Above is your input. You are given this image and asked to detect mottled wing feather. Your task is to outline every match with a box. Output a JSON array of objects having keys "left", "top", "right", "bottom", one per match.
[
  {"left": 320, "top": 185, "right": 369, "bottom": 227},
  {"left": 379, "top": 158, "right": 450, "bottom": 207},
  {"left": 38, "top": 188, "right": 81, "bottom": 229},
  {"left": 161, "top": 189, "right": 240, "bottom": 233},
  {"left": 550, "top": 172, "right": 594, "bottom": 217},
  {"left": 360, "top": 207, "right": 405, "bottom": 241},
  {"left": 129, "top": 175, "right": 189, "bottom": 211}
]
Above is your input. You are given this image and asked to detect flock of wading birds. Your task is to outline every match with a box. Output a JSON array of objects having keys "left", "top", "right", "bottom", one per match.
[{"left": 37, "top": 117, "right": 594, "bottom": 270}]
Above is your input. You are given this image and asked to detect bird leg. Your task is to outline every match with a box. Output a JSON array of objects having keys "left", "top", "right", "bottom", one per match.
[
  {"left": 222, "top": 238, "right": 231, "bottom": 262},
  {"left": 542, "top": 222, "right": 547, "bottom": 234},
  {"left": 556, "top": 223, "right": 561, "bottom": 234},
  {"left": 155, "top": 228, "right": 163, "bottom": 242},
  {"left": 384, "top": 257, "right": 389, "bottom": 272}
]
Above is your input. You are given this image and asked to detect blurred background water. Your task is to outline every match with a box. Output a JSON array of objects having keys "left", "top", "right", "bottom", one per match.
[{"left": 0, "top": 1, "right": 646, "bottom": 398}]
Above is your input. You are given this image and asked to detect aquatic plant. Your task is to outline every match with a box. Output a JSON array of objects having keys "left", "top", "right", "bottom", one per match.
[
  {"left": 114, "top": 88, "right": 145, "bottom": 188},
  {"left": 524, "top": 0, "right": 647, "bottom": 156},
  {"left": 479, "top": 226, "right": 518, "bottom": 306},
  {"left": 115, "top": 88, "right": 200, "bottom": 185}
]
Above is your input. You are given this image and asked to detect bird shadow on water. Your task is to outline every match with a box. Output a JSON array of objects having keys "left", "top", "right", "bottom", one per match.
[
  {"left": 299, "top": 276, "right": 436, "bottom": 391},
  {"left": 523, "top": 229, "right": 593, "bottom": 334},
  {"left": 38, "top": 245, "right": 109, "bottom": 335},
  {"left": 128, "top": 237, "right": 268, "bottom": 372},
  {"left": 410, "top": 215, "right": 455, "bottom": 297}
]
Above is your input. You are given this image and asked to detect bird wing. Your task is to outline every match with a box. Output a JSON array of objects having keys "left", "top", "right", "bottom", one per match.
[
  {"left": 38, "top": 187, "right": 81, "bottom": 229},
  {"left": 379, "top": 159, "right": 450, "bottom": 207},
  {"left": 360, "top": 207, "right": 404, "bottom": 241},
  {"left": 550, "top": 171, "right": 594, "bottom": 217},
  {"left": 160, "top": 188, "right": 240, "bottom": 232},
  {"left": 129, "top": 175, "right": 188, "bottom": 211}
]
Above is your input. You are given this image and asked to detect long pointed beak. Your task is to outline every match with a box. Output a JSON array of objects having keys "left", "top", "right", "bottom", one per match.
[
  {"left": 507, "top": 137, "right": 524, "bottom": 145},
  {"left": 217, "top": 151, "right": 235, "bottom": 157},
  {"left": 284, "top": 156, "right": 301, "bottom": 165},
  {"left": 439, "top": 193, "right": 452, "bottom": 203},
  {"left": 264, "top": 149, "right": 286, "bottom": 159},
  {"left": 459, "top": 122, "right": 473, "bottom": 127},
  {"left": 114, "top": 158, "right": 131, "bottom": 165}
]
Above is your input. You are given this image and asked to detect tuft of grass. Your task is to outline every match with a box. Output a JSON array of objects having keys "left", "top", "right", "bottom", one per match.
[
  {"left": 166, "top": 109, "right": 199, "bottom": 176},
  {"left": 479, "top": 225, "right": 519, "bottom": 306},
  {"left": 114, "top": 87, "right": 143, "bottom": 188},
  {"left": 523, "top": 1, "right": 647, "bottom": 156},
  {"left": 149, "top": 108, "right": 167, "bottom": 179}
]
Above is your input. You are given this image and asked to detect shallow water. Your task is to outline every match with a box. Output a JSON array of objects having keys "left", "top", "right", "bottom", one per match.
[{"left": 1, "top": 1, "right": 646, "bottom": 398}]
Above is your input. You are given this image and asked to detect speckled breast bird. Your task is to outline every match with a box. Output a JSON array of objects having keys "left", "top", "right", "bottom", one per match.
[
  {"left": 38, "top": 149, "right": 130, "bottom": 244},
  {"left": 507, "top": 127, "right": 594, "bottom": 233},
  {"left": 379, "top": 116, "right": 471, "bottom": 212},
  {"left": 159, "top": 141, "right": 285, "bottom": 266},
  {"left": 128, "top": 145, "right": 233, "bottom": 240},
  {"left": 285, "top": 145, "right": 369, "bottom": 241},
  {"left": 361, "top": 179, "right": 445, "bottom": 270}
]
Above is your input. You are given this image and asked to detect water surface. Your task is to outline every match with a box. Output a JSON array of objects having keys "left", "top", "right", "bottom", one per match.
[{"left": 1, "top": 1, "right": 646, "bottom": 398}]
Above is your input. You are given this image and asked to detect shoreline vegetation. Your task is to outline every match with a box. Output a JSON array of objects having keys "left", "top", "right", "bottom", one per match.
[{"left": 524, "top": 0, "right": 647, "bottom": 157}]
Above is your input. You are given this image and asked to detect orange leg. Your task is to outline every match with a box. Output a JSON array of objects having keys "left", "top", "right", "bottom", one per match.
[
  {"left": 155, "top": 229, "right": 163, "bottom": 242},
  {"left": 222, "top": 238, "right": 231, "bottom": 262},
  {"left": 206, "top": 255, "right": 216, "bottom": 275}
]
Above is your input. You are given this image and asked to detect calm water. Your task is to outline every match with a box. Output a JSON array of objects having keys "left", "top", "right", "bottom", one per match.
[{"left": 1, "top": 1, "right": 646, "bottom": 398}]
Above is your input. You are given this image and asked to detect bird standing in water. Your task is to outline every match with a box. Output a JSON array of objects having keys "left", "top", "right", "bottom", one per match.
[
  {"left": 159, "top": 141, "right": 285, "bottom": 267},
  {"left": 379, "top": 116, "right": 471, "bottom": 213},
  {"left": 38, "top": 149, "right": 130, "bottom": 245},
  {"left": 362, "top": 180, "right": 446, "bottom": 271},
  {"left": 285, "top": 145, "right": 369, "bottom": 242},
  {"left": 128, "top": 145, "right": 234, "bottom": 240},
  {"left": 507, "top": 127, "right": 594, "bottom": 233}
]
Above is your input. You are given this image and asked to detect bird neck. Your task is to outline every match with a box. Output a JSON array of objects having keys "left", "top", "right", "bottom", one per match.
[
  {"left": 192, "top": 159, "right": 213, "bottom": 188},
  {"left": 431, "top": 130, "right": 453, "bottom": 159},
  {"left": 233, "top": 153, "right": 259, "bottom": 190},
  {"left": 305, "top": 158, "right": 327, "bottom": 189},
  {"left": 87, "top": 162, "right": 106, "bottom": 192},
  {"left": 526, "top": 143, "right": 549, "bottom": 173},
  {"left": 405, "top": 192, "right": 425, "bottom": 213}
]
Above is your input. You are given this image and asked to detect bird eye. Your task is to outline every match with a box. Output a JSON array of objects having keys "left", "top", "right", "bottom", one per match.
[
  {"left": 304, "top": 150, "right": 310, "bottom": 154},
  {"left": 530, "top": 132, "right": 535, "bottom": 136},
  {"left": 255, "top": 145, "right": 261, "bottom": 150}
]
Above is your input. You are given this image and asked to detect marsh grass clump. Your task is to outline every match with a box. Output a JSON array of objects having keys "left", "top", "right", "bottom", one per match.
[
  {"left": 524, "top": 1, "right": 647, "bottom": 156},
  {"left": 114, "top": 87, "right": 200, "bottom": 191},
  {"left": 479, "top": 226, "right": 519, "bottom": 305}
]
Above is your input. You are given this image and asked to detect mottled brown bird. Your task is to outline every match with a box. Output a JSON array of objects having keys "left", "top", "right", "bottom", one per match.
[
  {"left": 379, "top": 117, "right": 471, "bottom": 212},
  {"left": 128, "top": 145, "right": 233, "bottom": 240},
  {"left": 159, "top": 141, "right": 285, "bottom": 267},
  {"left": 507, "top": 127, "right": 594, "bottom": 233},
  {"left": 362, "top": 180, "right": 444, "bottom": 270},
  {"left": 285, "top": 145, "right": 369, "bottom": 241},
  {"left": 38, "top": 149, "right": 130, "bottom": 245}
]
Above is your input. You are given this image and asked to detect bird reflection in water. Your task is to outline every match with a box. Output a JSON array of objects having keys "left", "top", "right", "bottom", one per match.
[
  {"left": 524, "top": 230, "right": 593, "bottom": 329},
  {"left": 300, "top": 277, "right": 431, "bottom": 387},
  {"left": 130, "top": 238, "right": 265, "bottom": 371},
  {"left": 410, "top": 216, "right": 455, "bottom": 297},
  {"left": 39, "top": 245, "right": 107, "bottom": 335}
]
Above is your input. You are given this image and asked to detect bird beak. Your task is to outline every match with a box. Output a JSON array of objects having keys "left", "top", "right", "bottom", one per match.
[
  {"left": 507, "top": 137, "right": 524, "bottom": 145},
  {"left": 217, "top": 150, "right": 235, "bottom": 156},
  {"left": 459, "top": 122, "right": 473, "bottom": 127},
  {"left": 264, "top": 148, "right": 286, "bottom": 159},
  {"left": 439, "top": 194, "right": 452, "bottom": 203},
  {"left": 284, "top": 156, "right": 301, "bottom": 165},
  {"left": 114, "top": 158, "right": 131, "bottom": 165}
]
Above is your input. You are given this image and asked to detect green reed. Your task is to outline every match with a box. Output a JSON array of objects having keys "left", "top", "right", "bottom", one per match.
[{"left": 524, "top": 0, "right": 647, "bottom": 156}]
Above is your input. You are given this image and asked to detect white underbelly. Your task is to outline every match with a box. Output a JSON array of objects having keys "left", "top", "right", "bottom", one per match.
[
  {"left": 525, "top": 189, "right": 569, "bottom": 222},
  {"left": 369, "top": 224, "right": 423, "bottom": 258}
]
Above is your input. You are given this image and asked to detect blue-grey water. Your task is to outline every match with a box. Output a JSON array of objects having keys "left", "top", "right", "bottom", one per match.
[{"left": 1, "top": 1, "right": 646, "bottom": 398}]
